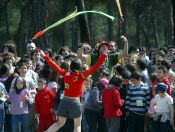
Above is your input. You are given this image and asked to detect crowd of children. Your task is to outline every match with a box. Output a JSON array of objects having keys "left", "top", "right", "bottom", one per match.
[{"left": 0, "top": 37, "right": 175, "bottom": 132}]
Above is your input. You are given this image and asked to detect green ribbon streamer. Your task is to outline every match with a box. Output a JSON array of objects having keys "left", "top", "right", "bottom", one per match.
[{"left": 44, "top": 10, "right": 115, "bottom": 32}]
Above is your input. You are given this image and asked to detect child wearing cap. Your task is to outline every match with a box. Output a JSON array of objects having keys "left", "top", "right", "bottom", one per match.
[
  {"left": 102, "top": 76, "right": 123, "bottom": 132},
  {"left": 151, "top": 83, "right": 174, "bottom": 132},
  {"left": 35, "top": 78, "right": 56, "bottom": 132}
]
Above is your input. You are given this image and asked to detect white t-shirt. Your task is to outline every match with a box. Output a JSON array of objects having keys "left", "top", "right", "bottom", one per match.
[
  {"left": 48, "top": 81, "right": 58, "bottom": 90},
  {"left": 155, "top": 93, "right": 173, "bottom": 113}
]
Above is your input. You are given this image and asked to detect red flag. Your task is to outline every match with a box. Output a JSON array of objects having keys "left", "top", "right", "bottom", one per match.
[{"left": 32, "top": 30, "right": 44, "bottom": 40}]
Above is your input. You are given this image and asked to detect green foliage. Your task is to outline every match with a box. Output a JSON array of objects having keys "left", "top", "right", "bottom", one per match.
[{"left": 0, "top": 0, "right": 174, "bottom": 54}]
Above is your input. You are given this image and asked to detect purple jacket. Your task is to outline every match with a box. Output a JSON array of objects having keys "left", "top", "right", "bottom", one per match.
[{"left": 9, "top": 89, "right": 33, "bottom": 115}]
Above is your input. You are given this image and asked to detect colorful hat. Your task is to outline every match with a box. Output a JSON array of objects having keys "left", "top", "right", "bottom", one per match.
[
  {"left": 156, "top": 83, "right": 168, "bottom": 93},
  {"left": 99, "top": 78, "right": 109, "bottom": 87},
  {"left": 95, "top": 40, "right": 110, "bottom": 50}
]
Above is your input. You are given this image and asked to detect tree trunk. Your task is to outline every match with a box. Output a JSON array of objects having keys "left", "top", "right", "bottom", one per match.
[
  {"left": 4, "top": 6, "right": 10, "bottom": 39},
  {"left": 14, "top": 0, "right": 32, "bottom": 56},
  {"left": 165, "top": 0, "right": 174, "bottom": 46},
  {"left": 72, "top": 23, "right": 78, "bottom": 52},
  {"left": 121, "top": 0, "right": 128, "bottom": 36},
  {"left": 107, "top": 1, "right": 113, "bottom": 41},
  {"left": 59, "top": 0, "right": 67, "bottom": 47},
  {"left": 136, "top": 14, "right": 141, "bottom": 48},
  {"left": 142, "top": 27, "right": 150, "bottom": 48},
  {"left": 32, "top": 0, "right": 51, "bottom": 49},
  {"left": 75, "top": 0, "right": 91, "bottom": 44},
  {"left": 152, "top": 16, "right": 159, "bottom": 48}
]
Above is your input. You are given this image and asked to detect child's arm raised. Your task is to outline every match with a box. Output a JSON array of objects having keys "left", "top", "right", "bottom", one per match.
[
  {"left": 39, "top": 49, "right": 66, "bottom": 76},
  {"left": 83, "top": 48, "right": 108, "bottom": 77}
]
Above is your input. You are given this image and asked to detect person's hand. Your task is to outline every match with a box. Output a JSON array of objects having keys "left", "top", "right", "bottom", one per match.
[
  {"left": 103, "top": 46, "right": 109, "bottom": 55},
  {"left": 126, "top": 112, "right": 129, "bottom": 117},
  {"left": 120, "top": 35, "right": 128, "bottom": 43},
  {"left": 22, "top": 95, "right": 29, "bottom": 102},
  {"left": 35, "top": 114, "right": 40, "bottom": 124},
  {"left": 6, "top": 108, "right": 11, "bottom": 114},
  {"left": 50, "top": 108, "right": 54, "bottom": 113},
  {"left": 38, "top": 49, "right": 46, "bottom": 57}
]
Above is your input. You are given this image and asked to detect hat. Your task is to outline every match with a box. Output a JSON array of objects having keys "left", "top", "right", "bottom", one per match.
[
  {"left": 27, "top": 42, "right": 36, "bottom": 49},
  {"left": 156, "top": 83, "right": 168, "bottom": 93},
  {"left": 96, "top": 40, "right": 110, "bottom": 50},
  {"left": 99, "top": 78, "right": 109, "bottom": 87}
]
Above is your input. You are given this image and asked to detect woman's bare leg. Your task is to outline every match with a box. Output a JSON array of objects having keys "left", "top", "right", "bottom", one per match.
[
  {"left": 47, "top": 117, "right": 66, "bottom": 132},
  {"left": 73, "top": 117, "right": 81, "bottom": 132}
]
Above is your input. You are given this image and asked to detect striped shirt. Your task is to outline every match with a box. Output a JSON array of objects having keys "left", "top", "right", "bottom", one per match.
[{"left": 125, "top": 83, "right": 150, "bottom": 115}]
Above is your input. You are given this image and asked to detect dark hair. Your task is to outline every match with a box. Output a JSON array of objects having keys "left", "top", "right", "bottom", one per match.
[
  {"left": 60, "top": 61, "right": 70, "bottom": 71},
  {"left": 126, "top": 64, "right": 136, "bottom": 73},
  {"left": 45, "top": 48, "right": 52, "bottom": 57},
  {"left": 14, "top": 77, "right": 27, "bottom": 94},
  {"left": 130, "top": 71, "right": 142, "bottom": 80},
  {"left": 122, "top": 70, "right": 131, "bottom": 79},
  {"left": 149, "top": 73, "right": 158, "bottom": 83},
  {"left": 17, "top": 62, "right": 27, "bottom": 69},
  {"left": 161, "top": 60, "right": 171, "bottom": 70},
  {"left": 3, "top": 40, "right": 17, "bottom": 56},
  {"left": 70, "top": 58, "right": 82, "bottom": 72},
  {"left": 59, "top": 46, "right": 70, "bottom": 55},
  {"left": 128, "top": 46, "right": 137, "bottom": 54},
  {"left": 31, "top": 49, "right": 40, "bottom": 57},
  {"left": 100, "top": 68, "right": 110, "bottom": 77},
  {"left": 136, "top": 59, "right": 147, "bottom": 71},
  {"left": 109, "top": 76, "right": 122, "bottom": 87},
  {"left": 139, "top": 46, "right": 146, "bottom": 52},
  {"left": 115, "top": 65, "right": 126, "bottom": 76},
  {"left": 38, "top": 78, "right": 47, "bottom": 84},
  {"left": 49, "top": 70, "right": 58, "bottom": 82},
  {"left": 0, "top": 64, "right": 10, "bottom": 76},
  {"left": 2, "top": 52, "right": 15, "bottom": 63},
  {"left": 55, "top": 55, "right": 63, "bottom": 61},
  {"left": 64, "top": 52, "right": 77, "bottom": 61}
]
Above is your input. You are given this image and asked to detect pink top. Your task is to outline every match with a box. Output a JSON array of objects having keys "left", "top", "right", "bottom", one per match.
[{"left": 148, "top": 98, "right": 156, "bottom": 114}]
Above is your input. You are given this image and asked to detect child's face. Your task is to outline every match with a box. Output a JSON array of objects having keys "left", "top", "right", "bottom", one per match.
[
  {"left": 157, "top": 69, "right": 165, "bottom": 79},
  {"left": 84, "top": 80, "right": 91, "bottom": 90},
  {"left": 16, "top": 79, "right": 24, "bottom": 89},
  {"left": 130, "top": 78, "right": 140, "bottom": 85},
  {"left": 122, "top": 78, "right": 129, "bottom": 85},
  {"left": 158, "top": 92, "right": 166, "bottom": 98},
  {"left": 19, "top": 65, "right": 28, "bottom": 76},
  {"left": 38, "top": 82, "right": 46, "bottom": 90}
]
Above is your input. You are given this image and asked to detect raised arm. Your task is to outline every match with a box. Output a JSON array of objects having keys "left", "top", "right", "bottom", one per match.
[
  {"left": 118, "top": 35, "right": 128, "bottom": 60},
  {"left": 39, "top": 49, "right": 66, "bottom": 76},
  {"left": 83, "top": 53, "right": 107, "bottom": 77}
]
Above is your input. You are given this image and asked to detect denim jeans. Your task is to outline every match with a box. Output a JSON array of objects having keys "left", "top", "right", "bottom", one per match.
[
  {"left": 12, "top": 114, "right": 29, "bottom": 132},
  {"left": 0, "top": 109, "right": 5, "bottom": 132},
  {"left": 84, "top": 108, "right": 107, "bottom": 132}
]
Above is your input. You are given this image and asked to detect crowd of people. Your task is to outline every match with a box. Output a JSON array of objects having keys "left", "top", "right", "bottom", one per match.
[{"left": 0, "top": 36, "right": 175, "bottom": 132}]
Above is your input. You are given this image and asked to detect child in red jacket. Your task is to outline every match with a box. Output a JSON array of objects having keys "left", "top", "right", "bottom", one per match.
[
  {"left": 102, "top": 76, "right": 123, "bottom": 132},
  {"left": 155, "top": 66, "right": 173, "bottom": 95},
  {"left": 35, "top": 78, "right": 56, "bottom": 132}
]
